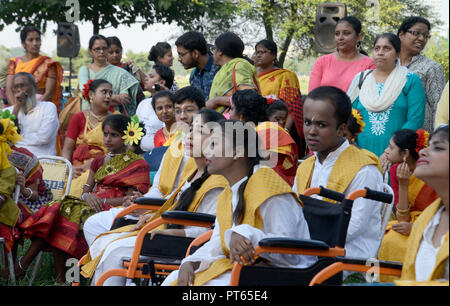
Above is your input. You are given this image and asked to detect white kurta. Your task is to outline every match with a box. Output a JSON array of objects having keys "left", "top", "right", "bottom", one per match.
[
  {"left": 90, "top": 179, "right": 223, "bottom": 286},
  {"left": 415, "top": 205, "right": 449, "bottom": 281},
  {"left": 136, "top": 97, "right": 164, "bottom": 153},
  {"left": 162, "top": 169, "right": 317, "bottom": 286},
  {"left": 83, "top": 154, "right": 190, "bottom": 246},
  {"left": 293, "top": 140, "right": 385, "bottom": 260},
  {"left": 5, "top": 101, "right": 59, "bottom": 157}
]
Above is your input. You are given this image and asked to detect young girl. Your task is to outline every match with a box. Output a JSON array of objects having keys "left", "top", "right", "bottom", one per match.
[
  {"left": 378, "top": 129, "right": 439, "bottom": 281},
  {"left": 152, "top": 91, "right": 176, "bottom": 148},
  {"left": 163, "top": 119, "right": 315, "bottom": 286},
  {"left": 266, "top": 99, "right": 289, "bottom": 129},
  {"left": 63, "top": 79, "right": 113, "bottom": 197},
  {"left": 80, "top": 109, "right": 227, "bottom": 285},
  {"left": 17, "top": 114, "right": 150, "bottom": 283},
  {"left": 399, "top": 124, "right": 448, "bottom": 283},
  {"left": 229, "top": 90, "right": 298, "bottom": 186}
]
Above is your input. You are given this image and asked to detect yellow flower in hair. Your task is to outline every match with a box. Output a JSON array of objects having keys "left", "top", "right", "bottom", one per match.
[
  {"left": 352, "top": 108, "right": 365, "bottom": 134},
  {"left": 122, "top": 121, "right": 144, "bottom": 146}
]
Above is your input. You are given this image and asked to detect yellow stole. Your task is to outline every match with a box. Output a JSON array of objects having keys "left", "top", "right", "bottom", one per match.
[
  {"left": 158, "top": 132, "right": 194, "bottom": 197},
  {"left": 296, "top": 144, "right": 380, "bottom": 202},
  {"left": 171, "top": 167, "right": 302, "bottom": 286},
  {"left": 400, "top": 198, "right": 449, "bottom": 282},
  {"left": 80, "top": 161, "right": 226, "bottom": 278}
]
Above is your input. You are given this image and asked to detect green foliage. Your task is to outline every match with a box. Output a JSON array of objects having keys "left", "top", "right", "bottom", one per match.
[
  {"left": 0, "top": 0, "right": 235, "bottom": 35},
  {"left": 236, "top": 0, "right": 439, "bottom": 67},
  {"left": 424, "top": 36, "right": 449, "bottom": 81}
]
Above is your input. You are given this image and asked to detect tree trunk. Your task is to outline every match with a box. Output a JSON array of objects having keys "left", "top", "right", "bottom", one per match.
[
  {"left": 92, "top": 13, "right": 100, "bottom": 35},
  {"left": 278, "top": 28, "right": 295, "bottom": 68}
]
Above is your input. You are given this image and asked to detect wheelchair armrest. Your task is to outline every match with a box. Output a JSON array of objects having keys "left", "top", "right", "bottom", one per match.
[
  {"left": 134, "top": 197, "right": 166, "bottom": 206},
  {"left": 161, "top": 211, "right": 216, "bottom": 224},
  {"left": 336, "top": 256, "right": 403, "bottom": 270},
  {"left": 258, "top": 238, "right": 330, "bottom": 251}
]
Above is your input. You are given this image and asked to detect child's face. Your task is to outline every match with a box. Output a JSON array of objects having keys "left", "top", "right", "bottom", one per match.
[
  {"left": 154, "top": 96, "right": 174, "bottom": 125},
  {"left": 303, "top": 98, "right": 345, "bottom": 154},
  {"left": 384, "top": 137, "right": 405, "bottom": 164},
  {"left": 90, "top": 83, "right": 112, "bottom": 112},
  {"left": 174, "top": 100, "right": 199, "bottom": 126},
  {"left": 103, "top": 124, "right": 125, "bottom": 154},
  {"left": 268, "top": 110, "right": 288, "bottom": 128}
]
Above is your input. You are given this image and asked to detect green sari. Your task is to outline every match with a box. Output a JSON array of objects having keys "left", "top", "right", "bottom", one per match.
[
  {"left": 209, "top": 58, "right": 260, "bottom": 113},
  {"left": 79, "top": 64, "right": 140, "bottom": 116}
]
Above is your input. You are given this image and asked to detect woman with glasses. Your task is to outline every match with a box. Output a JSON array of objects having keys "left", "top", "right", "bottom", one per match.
[
  {"left": 253, "top": 39, "right": 305, "bottom": 157},
  {"left": 398, "top": 16, "right": 447, "bottom": 133},
  {"left": 78, "top": 35, "right": 140, "bottom": 116}
]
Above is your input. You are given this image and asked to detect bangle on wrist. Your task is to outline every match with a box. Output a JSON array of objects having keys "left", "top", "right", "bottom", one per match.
[{"left": 25, "top": 187, "right": 33, "bottom": 200}]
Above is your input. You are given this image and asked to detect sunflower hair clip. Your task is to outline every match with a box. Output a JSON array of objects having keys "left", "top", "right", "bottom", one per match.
[
  {"left": 352, "top": 108, "right": 365, "bottom": 134},
  {"left": 123, "top": 115, "right": 144, "bottom": 146},
  {"left": 82, "top": 79, "right": 95, "bottom": 100},
  {"left": 415, "top": 129, "right": 430, "bottom": 153}
]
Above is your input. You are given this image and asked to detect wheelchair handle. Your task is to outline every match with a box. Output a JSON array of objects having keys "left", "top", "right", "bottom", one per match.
[
  {"left": 302, "top": 186, "right": 345, "bottom": 202},
  {"left": 346, "top": 188, "right": 393, "bottom": 204},
  {"left": 134, "top": 197, "right": 166, "bottom": 206}
]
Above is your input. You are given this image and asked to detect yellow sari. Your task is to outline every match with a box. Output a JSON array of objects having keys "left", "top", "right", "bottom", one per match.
[
  {"left": 68, "top": 112, "right": 107, "bottom": 197},
  {"left": 8, "top": 55, "right": 63, "bottom": 113}
]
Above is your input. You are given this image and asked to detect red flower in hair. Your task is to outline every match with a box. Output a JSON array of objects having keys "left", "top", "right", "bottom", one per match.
[
  {"left": 82, "top": 79, "right": 95, "bottom": 100},
  {"left": 415, "top": 129, "right": 430, "bottom": 153}
]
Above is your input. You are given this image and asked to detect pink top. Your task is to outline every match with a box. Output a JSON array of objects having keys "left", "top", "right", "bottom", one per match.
[{"left": 308, "top": 53, "right": 376, "bottom": 93}]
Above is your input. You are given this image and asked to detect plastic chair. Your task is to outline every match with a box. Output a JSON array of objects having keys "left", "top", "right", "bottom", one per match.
[
  {"left": 26, "top": 156, "right": 73, "bottom": 286},
  {"left": 228, "top": 186, "right": 394, "bottom": 286},
  {"left": 95, "top": 204, "right": 216, "bottom": 286}
]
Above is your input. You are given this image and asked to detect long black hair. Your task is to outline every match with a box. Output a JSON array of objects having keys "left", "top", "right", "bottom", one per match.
[
  {"left": 216, "top": 119, "right": 263, "bottom": 224},
  {"left": 166, "top": 110, "right": 225, "bottom": 228}
]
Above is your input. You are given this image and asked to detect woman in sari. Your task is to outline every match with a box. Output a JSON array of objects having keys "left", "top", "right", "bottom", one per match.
[
  {"left": 16, "top": 114, "right": 150, "bottom": 283},
  {"left": 254, "top": 39, "right": 305, "bottom": 157},
  {"left": 5, "top": 26, "right": 63, "bottom": 113},
  {"left": 0, "top": 116, "right": 23, "bottom": 265},
  {"left": 397, "top": 124, "right": 448, "bottom": 284},
  {"left": 63, "top": 79, "right": 113, "bottom": 198},
  {"left": 206, "top": 32, "right": 260, "bottom": 115},
  {"left": 378, "top": 129, "right": 439, "bottom": 282},
  {"left": 78, "top": 35, "right": 140, "bottom": 116}
]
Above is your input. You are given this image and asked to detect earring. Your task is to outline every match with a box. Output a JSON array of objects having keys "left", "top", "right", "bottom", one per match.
[{"left": 356, "top": 41, "right": 361, "bottom": 51}]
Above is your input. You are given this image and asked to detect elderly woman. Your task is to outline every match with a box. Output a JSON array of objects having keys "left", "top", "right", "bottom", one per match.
[{"left": 397, "top": 16, "right": 447, "bottom": 133}]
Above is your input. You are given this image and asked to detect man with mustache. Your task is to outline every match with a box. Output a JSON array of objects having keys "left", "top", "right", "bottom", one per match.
[{"left": 5, "top": 72, "right": 59, "bottom": 157}]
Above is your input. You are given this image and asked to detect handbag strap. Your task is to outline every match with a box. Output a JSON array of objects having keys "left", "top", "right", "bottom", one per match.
[{"left": 358, "top": 69, "right": 374, "bottom": 90}]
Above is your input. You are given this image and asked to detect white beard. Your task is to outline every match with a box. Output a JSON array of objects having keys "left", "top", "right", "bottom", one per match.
[{"left": 21, "top": 93, "right": 37, "bottom": 115}]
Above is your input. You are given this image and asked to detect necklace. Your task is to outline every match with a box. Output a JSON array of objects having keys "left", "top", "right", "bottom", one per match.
[
  {"left": 90, "top": 110, "right": 107, "bottom": 122},
  {"left": 107, "top": 150, "right": 126, "bottom": 157}
]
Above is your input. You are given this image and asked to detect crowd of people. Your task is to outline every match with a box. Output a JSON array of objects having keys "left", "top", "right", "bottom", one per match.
[{"left": 0, "top": 14, "right": 448, "bottom": 286}]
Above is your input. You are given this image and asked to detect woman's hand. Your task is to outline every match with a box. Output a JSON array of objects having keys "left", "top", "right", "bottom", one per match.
[
  {"left": 397, "top": 162, "right": 412, "bottom": 186},
  {"left": 16, "top": 173, "right": 26, "bottom": 189},
  {"left": 177, "top": 262, "right": 196, "bottom": 286},
  {"left": 380, "top": 153, "right": 392, "bottom": 173},
  {"left": 229, "top": 232, "right": 255, "bottom": 266},
  {"left": 84, "top": 193, "right": 104, "bottom": 212},
  {"left": 150, "top": 229, "right": 185, "bottom": 240},
  {"left": 131, "top": 213, "right": 154, "bottom": 231},
  {"left": 73, "top": 165, "right": 85, "bottom": 179},
  {"left": 392, "top": 222, "right": 413, "bottom": 236}
]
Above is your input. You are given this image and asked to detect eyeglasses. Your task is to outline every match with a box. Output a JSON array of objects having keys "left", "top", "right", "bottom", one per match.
[
  {"left": 92, "top": 47, "right": 109, "bottom": 53},
  {"left": 178, "top": 50, "right": 191, "bottom": 58},
  {"left": 210, "top": 46, "right": 217, "bottom": 52},
  {"left": 255, "top": 50, "right": 269, "bottom": 56},
  {"left": 406, "top": 30, "right": 431, "bottom": 40}
]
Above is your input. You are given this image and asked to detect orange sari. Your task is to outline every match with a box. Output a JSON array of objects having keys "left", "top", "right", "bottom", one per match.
[
  {"left": 7, "top": 55, "right": 63, "bottom": 113},
  {"left": 256, "top": 122, "right": 298, "bottom": 186}
]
